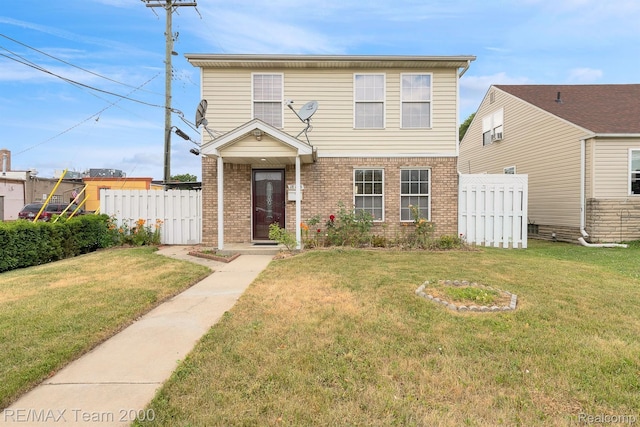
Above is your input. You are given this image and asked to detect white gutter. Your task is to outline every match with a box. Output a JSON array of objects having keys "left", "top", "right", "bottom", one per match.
[
  {"left": 458, "top": 60, "right": 471, "bottom": 78},
  {"left": 578, "top": 138, "right": 627, "bottom": 248}
]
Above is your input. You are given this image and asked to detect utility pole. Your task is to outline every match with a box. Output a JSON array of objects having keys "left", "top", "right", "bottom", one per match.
[{"left": 143, "top": 0, "right": 197, "bottom": 184}]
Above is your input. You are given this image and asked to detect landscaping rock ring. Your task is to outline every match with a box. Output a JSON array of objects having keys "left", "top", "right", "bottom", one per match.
[{"left": 415, "top": 280, "right": 517, "bottom": 312}]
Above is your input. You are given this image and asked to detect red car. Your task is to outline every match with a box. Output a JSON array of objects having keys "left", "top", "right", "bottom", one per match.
[{"left": 18, "top": 203, "right": 84, "bottom": 221}]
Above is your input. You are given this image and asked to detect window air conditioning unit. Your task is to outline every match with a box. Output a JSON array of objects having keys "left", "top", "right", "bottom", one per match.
[{"left": 492, "top": 132, "right": 503, "bottom": 141}]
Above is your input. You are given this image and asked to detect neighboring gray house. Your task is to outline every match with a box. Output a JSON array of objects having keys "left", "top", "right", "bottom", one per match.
[{"left": 459, "top": 84, "right": 640, "bottom": 243}]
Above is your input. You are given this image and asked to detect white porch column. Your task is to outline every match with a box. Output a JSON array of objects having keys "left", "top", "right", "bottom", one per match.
[
  {"left": 217, "top": 155, "right": 224, "bottom": 250},
  {"left": 295, "top": 155, "right": 302, "bottom": 250}
]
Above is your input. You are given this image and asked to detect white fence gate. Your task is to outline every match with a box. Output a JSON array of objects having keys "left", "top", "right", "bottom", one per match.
[
  {"left": 100, "top": 189, "right": 202, "bottom": 245},
  {"left": 458, "top": 174, "right": 528, "bottom": 249}
]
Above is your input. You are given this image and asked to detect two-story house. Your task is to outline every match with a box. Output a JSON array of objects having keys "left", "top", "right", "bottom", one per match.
[
  {"left": 185, "top": 54, "right": 475, "bottom": 249},
  {"left": 459, "top": 84, "right": 640, "bottom": 243}
]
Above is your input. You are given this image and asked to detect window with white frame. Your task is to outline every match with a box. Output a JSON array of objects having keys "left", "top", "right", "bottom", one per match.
[
  {"left": 354, "top": 168, "right": 384, "bottom": 220},
  {"left": 354, "top": 74, "right": 384, "bottom": 128},
  {"left": 400, "top": 169, "right": 430, "bottom": 221},
  {"left": 401, "top": 74, "right": 431, "bottom": 128},
  {"left": 482, "top": 108, "right": 504, "bottom": 146},
  {"left": 630, "top": 150, "right": 640, "bottom": 195},
  {"left": 253, "top": 73, "right": 283, "bottom": 128},
  {"left": 504, "top": 166, "right": 516, "bottom": 174}
]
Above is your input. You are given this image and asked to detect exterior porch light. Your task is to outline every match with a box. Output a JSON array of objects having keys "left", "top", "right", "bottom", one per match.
[
  {"left": 252, "top": 129, "right": 263, "bottom": 141},
  {"left": 173, "top": 127, "right": 191, "bottom": 140}
]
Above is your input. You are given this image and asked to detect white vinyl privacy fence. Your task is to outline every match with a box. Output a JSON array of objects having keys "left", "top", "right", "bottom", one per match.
[
  {"left": 458, "top": 174, "right": 528, "bottom": 249},
  {"left": 100, "top": 189, "right": 202, "bottom": 245}
]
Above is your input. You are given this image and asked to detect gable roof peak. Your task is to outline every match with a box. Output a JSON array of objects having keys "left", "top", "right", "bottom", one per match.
[{"left": 494, "top": 84, "right": 640, "bottom": 134}]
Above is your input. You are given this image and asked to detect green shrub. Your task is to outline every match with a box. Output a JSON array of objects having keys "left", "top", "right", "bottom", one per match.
[
  {"left": 268, "top": 223, "right": 297, "bottom": 251},
  {"left": 325, "top": 202, "right": 374, "bottom": 247},
  {"left": 0, "top": 215, "right": 114, "bottom": 273},
  {"left": 430, "top": 234, "right": 465, "bottom": 250}
]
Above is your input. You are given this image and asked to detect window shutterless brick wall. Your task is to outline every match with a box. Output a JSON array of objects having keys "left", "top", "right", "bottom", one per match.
[{"left": 201, "top": 156, "right": 458, "bottom": 247}]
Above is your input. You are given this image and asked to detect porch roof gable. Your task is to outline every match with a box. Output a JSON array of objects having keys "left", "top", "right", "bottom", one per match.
[{"left": 201, "top": 119, "right": 314, "bottom": 164}]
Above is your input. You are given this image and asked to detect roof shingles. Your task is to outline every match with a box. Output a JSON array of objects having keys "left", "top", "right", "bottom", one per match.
[{"left": 495, "top": 84, "right": 640, "bottom": 134}]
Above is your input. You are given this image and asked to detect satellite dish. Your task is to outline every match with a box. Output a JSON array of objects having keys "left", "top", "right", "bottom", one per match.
[
  {"left": 195, "top": 99, "right": 208, "bottom": 128},
  {"left": 286, "top": 100, "right": 319, "bottom": 145},
  {"left": 298, "top": 100, "right": 318, "bottom": 121}
]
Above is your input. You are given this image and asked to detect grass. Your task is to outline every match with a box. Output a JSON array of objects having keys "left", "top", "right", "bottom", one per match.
[
  {"left": 135, "top": 241, "right": 640, "bottom": 426},
  {"left": 0, "top": 247, "right": 211, "bottom": 409}
]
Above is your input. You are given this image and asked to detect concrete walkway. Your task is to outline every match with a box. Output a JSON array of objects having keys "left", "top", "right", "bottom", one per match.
[{"left": 1, "top": 247, "right": 273, "bottom": 426}]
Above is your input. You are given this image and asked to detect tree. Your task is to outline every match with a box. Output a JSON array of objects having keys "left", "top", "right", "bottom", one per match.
[
  {"left": 459, "top": 113, "right": 475, "bottom": 142},
  {"left": 170, "top": 173, "right": 197, "bottom": 182}
]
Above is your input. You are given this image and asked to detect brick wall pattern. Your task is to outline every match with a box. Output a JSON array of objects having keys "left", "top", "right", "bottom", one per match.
[{"left": 201, "top": 156, "right": 458, "bottom": 247}]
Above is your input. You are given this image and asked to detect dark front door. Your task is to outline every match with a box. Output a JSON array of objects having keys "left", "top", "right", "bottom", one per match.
[{"left": 252, "top": 169, "right": 285, "bottom": 240}]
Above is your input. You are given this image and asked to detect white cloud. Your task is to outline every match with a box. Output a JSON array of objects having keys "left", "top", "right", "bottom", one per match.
[
  {"left": 187, "top": 6, "right": 350, "bottom": 54},
  {"left": 567, "top": 68, "right": 603, "bottom": 83}
]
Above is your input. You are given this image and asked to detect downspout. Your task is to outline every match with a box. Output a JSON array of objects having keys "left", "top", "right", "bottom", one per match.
[
  {"left": 578, "top": 139, "right": 628, "bottom": 248},
  {"left": 579, "top": 139, "right": 588, "bottom": 238},
  {"left": 458, "top": 60, "right": 471, "bottom": 78}
]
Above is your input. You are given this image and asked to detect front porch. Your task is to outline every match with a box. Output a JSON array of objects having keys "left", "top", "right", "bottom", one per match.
[{"left": 200, "top": 119, "right": 316, "bottom": 251}]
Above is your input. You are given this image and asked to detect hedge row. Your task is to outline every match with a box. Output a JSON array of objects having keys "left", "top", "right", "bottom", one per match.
[{"left": 0, "top": 215, "right": 114, "bottom": 273}]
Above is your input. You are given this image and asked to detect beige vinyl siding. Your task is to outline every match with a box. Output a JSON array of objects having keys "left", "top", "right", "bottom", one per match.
[
  {"left": 201, "top": 67, "right": 458, "bottom": 156},
  {"left": 592, "top": 138, "right": 640, "bottom": 197},
  {"left": 219, "top": 135, "right": 296, "bottom": 158},
  {"left": 201, "top": 70, "right": 253, "bottom": 126},
  {"left": 459, "top": 87, "right": 586, "bottom": 228}
]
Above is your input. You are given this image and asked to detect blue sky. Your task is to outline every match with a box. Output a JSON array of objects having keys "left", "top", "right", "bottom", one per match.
[{"left": 1, "top": 0, "right": 638, "bottom": 181}]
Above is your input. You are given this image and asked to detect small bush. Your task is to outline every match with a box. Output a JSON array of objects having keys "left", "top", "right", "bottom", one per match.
[
  {"left": 371, "top": 235, "right": 388, "bottom": 248},
  {"left": 269, "top": 223, "right": 296, "bottom": 251},
  {"left": 430, "top": 235, "right": 465, "bottom": 250},
  {"left": 325, "top": 202, "right": 374, "bottom": 247}
]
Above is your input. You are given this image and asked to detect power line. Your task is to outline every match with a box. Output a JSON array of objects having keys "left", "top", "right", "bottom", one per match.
[
  {"left": 14, "top": 73, "right": 162, "bottom": 157},
  {"left": 0, "top": 33, "right": 162, "bottom": 96},
  {"left": 0, "top": 49, "right": 182, "bottom": 113}
]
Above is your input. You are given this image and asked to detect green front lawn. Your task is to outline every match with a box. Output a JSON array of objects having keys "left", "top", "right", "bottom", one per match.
[
  {"left": 0, "top": 247, "right": 211, "bottom": 409},
  {"left": 136, "top": 241, "right": 640, "bottom": 426}
]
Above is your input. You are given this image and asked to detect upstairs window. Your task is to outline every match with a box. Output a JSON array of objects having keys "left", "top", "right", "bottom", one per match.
[
  {"left": 253, "top": 73, "right": 283, "bottom": 128},
  {"left": 354, "top": 74, "right": 385, "bottom": 129},
  {"left": 482, "top": 108, "right": 504, "bottom": 146},
  {"left": 630, "top": 150, "right": 640, "bottom": 195},
  {"left": 401, "top": 74, "right": 431, "bottom": 128},
  {"left": 354, "top": 168, "right": 384, "bottom": 221}
]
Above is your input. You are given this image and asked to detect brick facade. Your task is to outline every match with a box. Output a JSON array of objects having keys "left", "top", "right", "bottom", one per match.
[
  {"left": 527, "top": 198, "right": 640, "bottom": 243},
  {"left": 202, "top": 156, "right": 459, "bottom": 247},
  {"left": 586, "top": 198, "right": 640, "bottom": 243}
]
